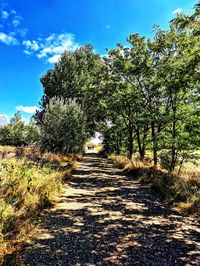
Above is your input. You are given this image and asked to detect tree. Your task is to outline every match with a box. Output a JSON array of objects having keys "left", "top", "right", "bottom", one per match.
[
  {"left": 100, "top": 4, "right": 199, "bottom": 169},
  {"left": 36, "top": 44, "right": 103, "bottom": 136},
  {"left": 25, "top": 119, "right": 40, "bottom": 144},
  {"left": 0, "top": 112, "right": 25, "bottom": 146},
  {"left": 103, "top": 35, "right": 152, "bottom": 159},
  {"left": 0, "top": 113, "right": 40, "bottom": 146},
  {"left": 153, "top": 10, "right": 200, "bottom": 172},
  {"left": 40, "top": 97, "right": 87, "bottom": 153},
  {"left": 100, "top": 118, "right": 128, "bottom": 155}
]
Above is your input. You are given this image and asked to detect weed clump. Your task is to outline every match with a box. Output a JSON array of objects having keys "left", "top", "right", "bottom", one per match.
[
  {"left": 0, "top": 145, "right": 79, "bottom": 257},
  {"left": 109, "top": 154, "right": 200, "bottom": 217}
]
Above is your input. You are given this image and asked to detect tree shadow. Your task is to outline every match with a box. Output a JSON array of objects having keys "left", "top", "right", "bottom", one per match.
[{"left": 4, "top": 154, "right": 199, "bottom": 265}]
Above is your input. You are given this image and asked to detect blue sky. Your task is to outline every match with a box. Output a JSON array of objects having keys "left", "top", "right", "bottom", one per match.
[{"left": 0, "top": 0, "right": 197, "bottom": 124}]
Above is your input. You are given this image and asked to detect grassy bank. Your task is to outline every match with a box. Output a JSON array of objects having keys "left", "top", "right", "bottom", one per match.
[
  {"left": 109, "top": 154, "right": 200, "bottom": 217},
  {"left": 0, "top": 146, "right": 80, "bottom": 257}
]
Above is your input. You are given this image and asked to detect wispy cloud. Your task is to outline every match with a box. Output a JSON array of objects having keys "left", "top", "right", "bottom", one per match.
[
  {"left": 172, "top": 8, "right": 183, "bottom": 15},
  {"left": 12, "top": 16, "right": 22, "bottom": 27},
  {"left": 0, "top": 114, "right": 8, "bottom": 126},
  {"left": 106, "top": 25, "right": 111, "bottom": 29},
  {"left": 23, "top": 33, "right": 79, "bottom": 63},
  {"left": 0, "top": 4, "right": 27, "bottom": 46},
  {"left": 16, "top": 105, "right": 39, "bottom": 114},
  {"left": 0, "top": 4, "right": 78, "bottom": 62},
  {"left": 1, "top": 10, "right": 9, "bottom": 19},
  {"left": 0, "top": 32, "right": 18, "bottom": 45}
]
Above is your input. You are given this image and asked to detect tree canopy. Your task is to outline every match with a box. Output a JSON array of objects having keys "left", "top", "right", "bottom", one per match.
[{"left": 5, "top": 3, "right": 198, "bottom": 170}]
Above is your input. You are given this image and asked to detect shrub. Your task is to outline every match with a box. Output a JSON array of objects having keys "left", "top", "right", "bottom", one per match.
[{"left": 40, "top": 97, "right": 87, "bottom": 153}]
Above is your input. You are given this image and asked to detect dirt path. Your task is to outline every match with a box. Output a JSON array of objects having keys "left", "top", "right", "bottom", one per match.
[{"left": 16, "top": 154, "right": 200, "bottom": 265}]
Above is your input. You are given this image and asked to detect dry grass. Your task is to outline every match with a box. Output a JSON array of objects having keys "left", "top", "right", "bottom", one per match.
[
  {"left": 109, "top": 154, "right": 200, "bottom": 217},
  {"left": 0, "top": 145, "right": 80, "bottom": 257}
]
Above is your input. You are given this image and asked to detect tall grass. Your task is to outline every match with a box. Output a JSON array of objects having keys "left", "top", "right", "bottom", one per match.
[
  {"left": 109, "top": 154, "right": 200, "bottom": 217},
  {"left": 0, "top": 145, "right": 80, "bottom": 257}
]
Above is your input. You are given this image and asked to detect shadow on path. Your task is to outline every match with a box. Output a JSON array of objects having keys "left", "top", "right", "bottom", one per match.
[{"left": 7, "top": 154, "right": 200, "bottom": 265}]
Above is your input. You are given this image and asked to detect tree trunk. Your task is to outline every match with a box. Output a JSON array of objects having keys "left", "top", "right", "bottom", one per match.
[
  {"left": 116, "top": 131, "right": 122, "bottom": 155},
  {"left": 151, "top": 122, "right": 158, "bottom": 167},
  {"left": 140, "top": 148, "right": 145, "bottom": 161},
  {"left": 116, "top": 135, "right": 120, "bottom": 155},
  {"left": 170, "top": 107, "right": 177, "bottom": 173},
  {"left": 136, "top": 128, "right": 145, "bottom": 161},
  {"left": 128, "top": 128, "right": 133, "bottom": 159}
]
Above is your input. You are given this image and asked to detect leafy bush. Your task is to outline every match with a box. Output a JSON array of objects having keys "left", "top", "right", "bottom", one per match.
[{"left": 40, "top": 97, "right": 87, "bottom": 153}]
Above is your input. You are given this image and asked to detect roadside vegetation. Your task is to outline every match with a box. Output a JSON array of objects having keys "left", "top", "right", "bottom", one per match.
[
  {"left": 102, "top": 4, "right": 199, "bottom": 215},
  {"left": 0, "top": 2, "right": 199, "bottom": 258},
  {"left": 109, "top": 153, "right": 200, "bottom": 216},
  {"left": 0, "top": 145, "right": 79, "bottom": 257}
]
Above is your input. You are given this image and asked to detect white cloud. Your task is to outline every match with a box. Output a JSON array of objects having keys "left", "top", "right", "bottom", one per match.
[
  {"left": 0, "top": 114, "right": 8, "bottom": 119},
  {"left": 11, "top": 10, "right": 17, "bottom": 15},
  {"left": 48, "top": 54, "right": 61, "bottom": 63},
  {"left": 172, "top": 8, "right": 183, "bottom": 15},
  {"left": 101, "top": 53, "right": 109, "bottom": 59},
  {"left": 23, "top": 33, "right": 79, "bottom": 63},
  {"left": 23, "top": 50, "right": 32, "bottom": 55},
  {"left": 23, "top": 40, "right": 40, "bottom": 52},
  {"left": 18, "top": 28, "right": 28, "bottom": 37},
  {"left": 12, "top": 18, "right": 21, "bottom": 27},
  {"left": 16, "top": 105, "right": 39, "bottom": 114},
  {"left": 0, "top": 114, "right": 8, "bottom": 126},
  {"left": 0, "top": 5, "right": 27, "bottom": 46},
  {"left": 0, "top": 32, "right": 18, "bottom": 45},
  {"left": 2, "top": 10, "right": 9, "bottom": 19}
]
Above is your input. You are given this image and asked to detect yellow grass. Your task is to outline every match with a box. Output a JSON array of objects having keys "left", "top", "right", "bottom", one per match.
[
  {"left": 0, "top": 145, "right": 79, "bottom": 257},
  {"left": 109, "top": 154, "right": 200, "bottom": 217}
]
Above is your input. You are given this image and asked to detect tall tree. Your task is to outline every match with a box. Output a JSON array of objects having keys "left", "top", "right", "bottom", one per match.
[
  {"left": 153, "top": 10, "right": 200, "bottom": 171},
  {"left": 103, "top": 35, "right": 152, "bottom": 159},
  {"left": 37, "top": 44, "right": 102, "bottom": 136}
]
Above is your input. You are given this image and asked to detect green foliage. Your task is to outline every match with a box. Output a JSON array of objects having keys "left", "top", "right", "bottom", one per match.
[
  {"left": 0, "top": 201, "right": 15, "bottom": 234},
  {"left": 40, "top": 97, "right": 87, "bottom": 153},
  {"left": 37, "top": 44, "right": 103, "bottom": 135},
  {"left": 100, "top": 5, "right": 200, "bottom": 170},
  {"left": 100, "top": 119, "right": 128, "bottom": 155},
  {"left": 0, "top": 112, "right": 39, "bottom": 146},
  {"left": 33, "top": 3, "right": 199, "bottom": 169}
]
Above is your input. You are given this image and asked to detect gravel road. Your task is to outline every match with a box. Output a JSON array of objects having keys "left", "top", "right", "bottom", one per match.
[{"left": 8, "top": 154, "right": 200, "bottom": 265}]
